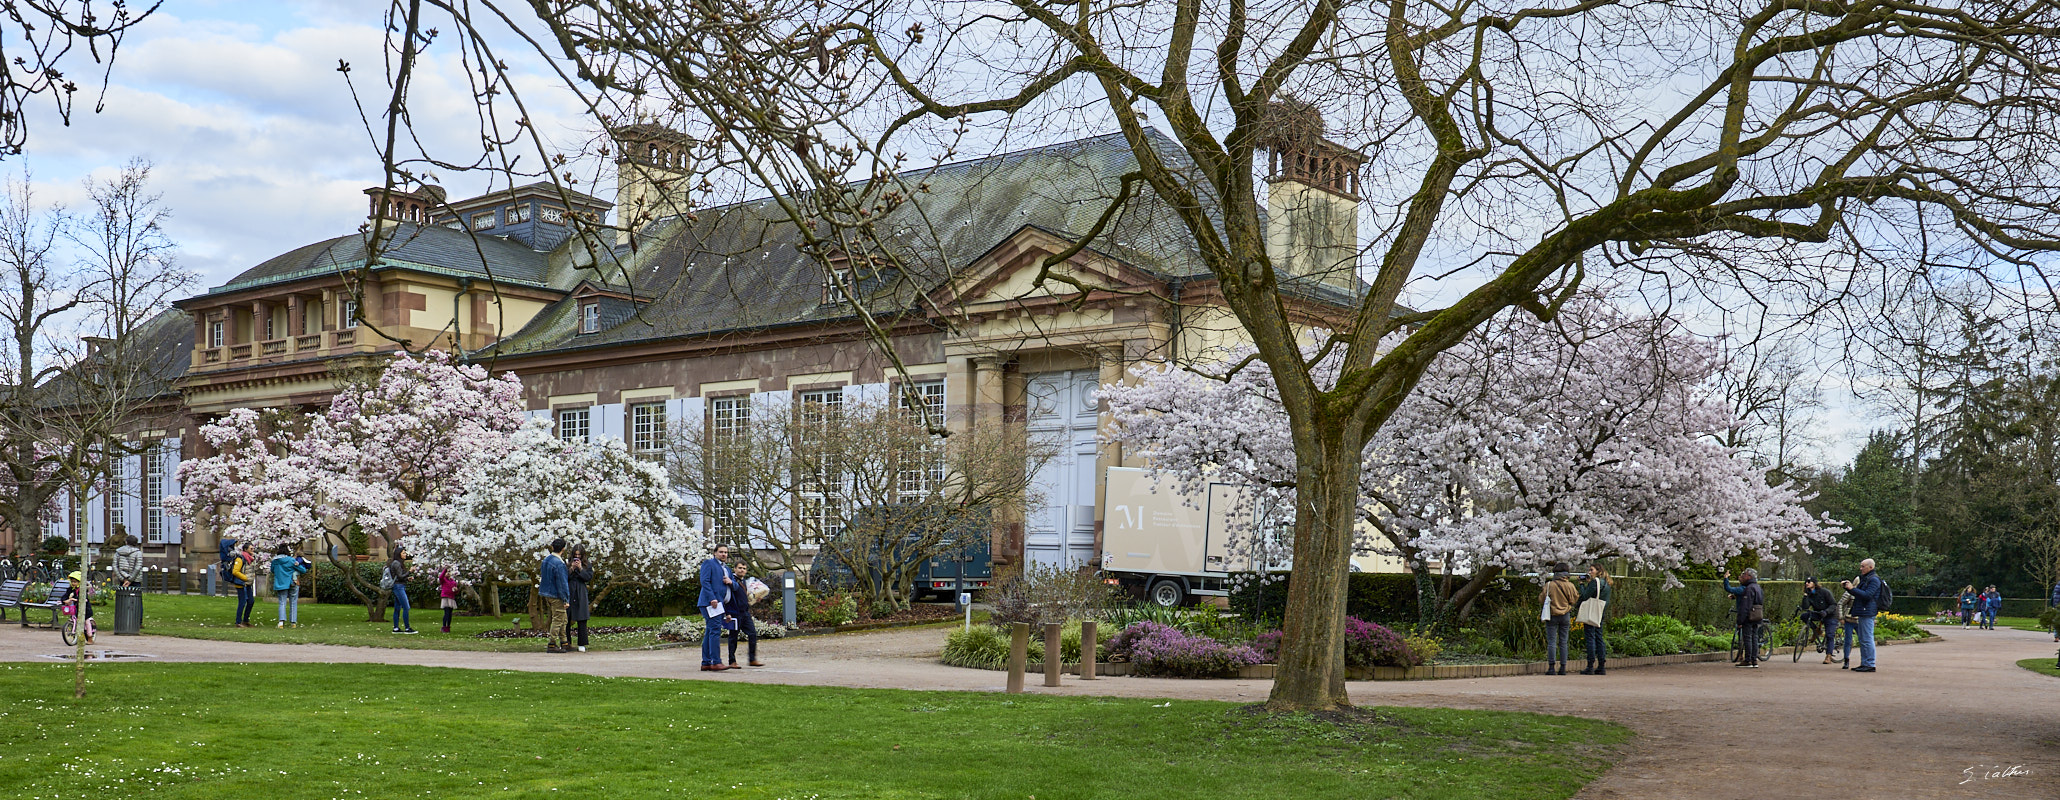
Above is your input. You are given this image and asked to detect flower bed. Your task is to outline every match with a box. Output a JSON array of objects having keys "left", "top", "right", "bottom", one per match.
[{"left": 473, "top": 625, "right": 652, "bottom": 639}]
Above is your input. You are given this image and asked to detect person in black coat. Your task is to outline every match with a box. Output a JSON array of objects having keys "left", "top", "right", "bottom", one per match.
[
  {"left": 564, "top": 547, "right": 593, "bottom": 653},
  {"left": 725, "top": 561, "right": 762, "bottom": 667},
  {"left": 1798, "top": 577, "right": 1836, "bottom": 663}
]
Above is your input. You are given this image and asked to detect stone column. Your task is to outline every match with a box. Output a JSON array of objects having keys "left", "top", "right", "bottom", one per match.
[{"left": 285, "top": 295, "right": 304, "bottom": 351}]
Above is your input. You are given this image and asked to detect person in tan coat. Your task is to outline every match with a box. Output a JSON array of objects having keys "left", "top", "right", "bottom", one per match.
[{"left": 1543, "top": 562, "right": 1581, "bottom": 676}]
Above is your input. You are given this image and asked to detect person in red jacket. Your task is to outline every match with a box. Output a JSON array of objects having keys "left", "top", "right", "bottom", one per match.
[{"left": 437, "top": 567, "right": 463, "bottom": 633}]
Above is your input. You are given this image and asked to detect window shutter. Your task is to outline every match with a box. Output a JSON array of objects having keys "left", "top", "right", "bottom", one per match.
[
  {"left": 161, "top": 438, "right": 183, "bottom": 544},
  {"left": 122, "top": 452, "right": 144, "bottom": 542},
  {"left": 590, "top": 403, "right": 624, "bottom": 442},
  {"left": 47, "top": 491, "right": 70, "bottom": 541},
  {"left": 87, "top": 488, "right": 105, "bottom": 545},
  {"left": 668, "top": 396, "right": 704, "bottom": 526},
  {"left": 845, "top": 382, "right": 887, "bottom": 407},
  {"left": 751, "top": 389, "right": 791, "bottom": 417}
]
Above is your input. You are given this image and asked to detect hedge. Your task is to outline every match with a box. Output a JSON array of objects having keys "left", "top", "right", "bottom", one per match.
[
  {"left": 1231, "top": 571, "right": 1886, "bottom": 629},
  {"left": 306, "top": 563, "right": 701, "bottom": 618},
  {"left": 1901, "top": 595, "right": 2050, "bottom": 619},
  {"left": 1229, "top": 572, "right": 1531, "bottom": 626}
]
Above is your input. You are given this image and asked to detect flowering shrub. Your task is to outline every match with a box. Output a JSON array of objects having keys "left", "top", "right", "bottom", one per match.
[
  {"left": 657, "top": 616, "right": 704, "bottom": 641},
  {"left": 800, "top": 592, "right": 858, "bottom": 627},
  {"left": 757, "top": 623, "right": 789, "bottom": 640},
  {"left": 1109, "top": 621, "right": 1263, "bottom": 678},
  {"left": 1344, "top": 617, "right": 1418, "bottom": 668},
  {"left": 1249, "top": 618, "right": 1421, "bottom": 667}
]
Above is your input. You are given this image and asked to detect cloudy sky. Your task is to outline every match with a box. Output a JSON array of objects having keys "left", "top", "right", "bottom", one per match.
[
  {"left": 22, "top": 0, "right": 589, "bottom": 290},
  {"left": 18, "top": 1, "right": 1875, "bottom": 465}
]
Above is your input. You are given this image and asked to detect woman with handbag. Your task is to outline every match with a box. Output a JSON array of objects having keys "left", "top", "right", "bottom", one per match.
[
  {"left": 565, "top": 547, "right": 594, "bottom": 652},
  {"left": 1541, "top": 563, "right": 1580, "bottom": 676},
  {"left": 1577, "top": 565, "right": 1612, "bottom": 675}
]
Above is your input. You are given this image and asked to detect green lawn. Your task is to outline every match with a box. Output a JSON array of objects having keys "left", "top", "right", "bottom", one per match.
[
  {"left": 122, "top": 592, "right": 674, "bottom": 652},
  {"left": 1995, "top": 616, "right": 2056, "bottom": 634},
  {"left": 2016, "top": 658, "right": 2060, "bottom": 679},
  {"left": 0, "top": 663, "right": 1629, "bottom": 799}
]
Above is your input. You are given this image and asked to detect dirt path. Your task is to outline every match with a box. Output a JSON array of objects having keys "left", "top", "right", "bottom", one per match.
[{"left": 5, "top": 621, "right": 2054, "bottom": 798}]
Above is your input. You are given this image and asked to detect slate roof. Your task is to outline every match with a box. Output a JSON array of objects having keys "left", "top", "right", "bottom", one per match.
[
  {"left": 39, "top": 308, "right": 193, "bottom": 407},
  {"left": 206, "top": 223, "right": 555, "bottom": 295},
  {"left": 490, "top": 129, "right": 1361, "bottom": 357}
]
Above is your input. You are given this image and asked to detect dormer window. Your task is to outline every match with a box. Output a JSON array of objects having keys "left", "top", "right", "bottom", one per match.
[
  {"left": 471, "top": 211, "right": 498, "bottom": 231},
  {"left": 580, "top": 302, "right": 600, "bottom": 334},
  {"left": 540, "top": 206, "right": 566, "bottom": 225},
  {"left": 508, "top": 204, "right": 532, "bottom": 224}
]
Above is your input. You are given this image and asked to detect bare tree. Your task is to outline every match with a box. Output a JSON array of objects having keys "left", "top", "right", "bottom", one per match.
[
  {"left": 669, "top": 394, "right": 1051, "bottom": 607},
  {"left": 0, "top": 174, "right": 78, "bottom": 549},
  {"left": 0, "top": 1, "right": 162, "bottom": 156},
  {"left": 387, "top": 0, "right": 2060, "bottom": 710}
]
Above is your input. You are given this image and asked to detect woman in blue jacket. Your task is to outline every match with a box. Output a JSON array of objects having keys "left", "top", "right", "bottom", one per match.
[
  {"left": 1980, "top": 587, "right": 2002, "bottom": 630},
  {"left": 1957, "top": 586, "right": 1978, "bottom": 628},
  {"left": 269, "top": 544, "right": 310, "bottom": 628}
]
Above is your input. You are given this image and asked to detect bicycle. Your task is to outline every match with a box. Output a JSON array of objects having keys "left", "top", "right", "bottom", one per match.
[
  {"left": 1792, "top": 615, "right": 1829, "bottom": 662},
  {"left": 59, "top": 597, "right": 93, "bottom": 647},
  {"left": 1730, "top": 619, "right": 1774, "bottom": 663}
]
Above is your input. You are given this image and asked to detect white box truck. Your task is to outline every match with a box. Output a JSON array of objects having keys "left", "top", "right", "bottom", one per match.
[{"left": 1101, "top": 467, "right": 1268, "bottom": 607}]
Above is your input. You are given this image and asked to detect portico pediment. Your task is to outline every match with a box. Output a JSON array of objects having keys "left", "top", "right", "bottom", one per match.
[{"left": 930, "top": 225, "right": 1165, "bottom": 312}]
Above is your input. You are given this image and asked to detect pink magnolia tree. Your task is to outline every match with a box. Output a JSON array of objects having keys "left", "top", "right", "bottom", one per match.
[
  {"left": 1104, "top": 297, "right": 1842, "bottom": 627},
  {"left": 169, "top": 351, "right": 526, "bottom": 619}
]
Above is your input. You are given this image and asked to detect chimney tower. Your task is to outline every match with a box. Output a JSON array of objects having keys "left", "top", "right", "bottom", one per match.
[
  {"left": 612, "top": 124, "right": 696, "bottom": 248},
  {"left": 1259, "top": 103, "right": 1364, "bottom": 292}
]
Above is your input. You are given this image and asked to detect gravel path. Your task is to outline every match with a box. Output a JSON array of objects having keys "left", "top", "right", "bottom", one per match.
[{"left": 6, "top": 621, "right": 2054, "bottom": 798}]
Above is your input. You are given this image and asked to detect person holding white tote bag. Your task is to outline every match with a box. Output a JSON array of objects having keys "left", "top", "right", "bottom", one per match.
[{"left": 1577, "top": 565, "right": 1613, "bottom": 675}]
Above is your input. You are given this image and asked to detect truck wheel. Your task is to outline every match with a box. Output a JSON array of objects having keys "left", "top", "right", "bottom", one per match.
[{"left": 1149, "top": 579, "right": 1185, "bottom": 608}]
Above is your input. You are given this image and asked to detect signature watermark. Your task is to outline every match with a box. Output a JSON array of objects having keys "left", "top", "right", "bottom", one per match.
[{"left": 1960, "top": 764, "right": 2032, "bottom": 785}]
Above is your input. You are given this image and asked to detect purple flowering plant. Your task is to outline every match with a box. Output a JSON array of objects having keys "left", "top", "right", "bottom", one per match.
[{"left": 1108, "top": 621, "right": 1264, "bottom": 678}]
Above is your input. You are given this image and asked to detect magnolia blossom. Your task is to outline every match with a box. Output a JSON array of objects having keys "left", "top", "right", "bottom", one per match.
[
  {"left": 410, "top": 421, "right": 704, "bottom": 585},
  {"left": 1103, "top": 297, "right": 1842, "bottom": 579},
  {"left": 168, "top": 351, "right": 527, "bottom": 554}
]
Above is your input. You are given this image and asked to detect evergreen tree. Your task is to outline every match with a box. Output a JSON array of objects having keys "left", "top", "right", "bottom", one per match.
[{"left": 1817, "top": 432, "right": 1942, "bottom": 587}]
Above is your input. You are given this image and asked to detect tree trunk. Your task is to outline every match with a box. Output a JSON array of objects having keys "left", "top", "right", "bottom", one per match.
[
  {"left": 1266, "top": 429, "right": 1362, "bottom": 711},
  {"left": 486, "top": 579, "right": 502, "bottom": 618},
  {"left": 321, "top": 534, "right": 384, "bottom": 622},
  {"left": 525, "top": 586, "right": 544, "bottom": 630}
]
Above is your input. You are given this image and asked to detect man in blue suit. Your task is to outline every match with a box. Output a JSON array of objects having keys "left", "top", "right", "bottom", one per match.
[{"left": 697, "top": 544, "right": 734, "bottom": 671}]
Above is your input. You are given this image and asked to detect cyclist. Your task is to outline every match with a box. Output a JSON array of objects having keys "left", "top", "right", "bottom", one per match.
[
  {"left": 61, "top": 570, "right": 95, "bottom": 645},
  {"left": 1798, "top": 577, "right": 1836, "bottom": 664}
]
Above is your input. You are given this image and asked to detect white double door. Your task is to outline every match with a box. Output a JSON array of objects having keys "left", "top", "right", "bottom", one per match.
[{"left": 1024, "top": 369, "right": 1102, "bottom": 570}]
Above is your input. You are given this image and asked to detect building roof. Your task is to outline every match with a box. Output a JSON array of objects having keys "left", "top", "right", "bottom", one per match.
[
  {"left": 38, "top": 308, "right": 193, "bottom": 408},
  {"left": 204, "top": 223, "right": 556, "bottom": 296},
  {"left": 491, "top": 128, "right": 1358, "bottom": 357}
]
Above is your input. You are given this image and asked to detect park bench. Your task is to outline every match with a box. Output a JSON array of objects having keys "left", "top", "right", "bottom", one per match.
[
  {"left": 14, "top": 579, "right": 69, "bottom": 629},
  {"left": 0, "top": 579, "right": 23, "bottom": 622}
]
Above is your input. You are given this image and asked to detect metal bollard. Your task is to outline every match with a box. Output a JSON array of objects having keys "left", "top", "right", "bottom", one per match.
[
  {"left": 1007, "top": 622, "right": 1028, "bottom": 694},
  {"left": 1044, "top": 622, "right": 1063, "bottom": 687},
  {"left": 1081, "top": 620, "right": 1097, "bottom": 680},
  {"left": 178, "top": 568, "right": 189, "bottom": 594},
  {"left": 203, "top": 566, "right": 215, "bottom": 597},
  {"left": 781, "top": 571, "right": 798, "bottom": 628}
]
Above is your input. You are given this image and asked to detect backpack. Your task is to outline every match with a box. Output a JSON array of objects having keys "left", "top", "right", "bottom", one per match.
[
  {"left": 378, "top": 562, "right": 397, "bottom": 591},
  {"left": 217, "top": 537, "right": 239, "bottom": 569},
  {"left": 1875, "top": 578, "right": 1893, "bottom": 612}
]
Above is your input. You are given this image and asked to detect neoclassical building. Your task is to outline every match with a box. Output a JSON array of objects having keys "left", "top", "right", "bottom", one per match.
[{"left": 46, "top": 127, "right": 1387, "bottom": 585}]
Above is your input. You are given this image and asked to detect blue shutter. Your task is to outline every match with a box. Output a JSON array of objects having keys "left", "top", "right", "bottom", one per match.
[{"left": 161, "top": 438, "right": 183, "bottom": 544}]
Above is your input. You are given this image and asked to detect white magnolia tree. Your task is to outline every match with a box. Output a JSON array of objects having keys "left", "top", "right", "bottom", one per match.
[
  {"left": 1105, "top": 297, "right": 1842, "bottom": 626},
  {"left": 169, "top": 350, "right": 527, "bottom": 618},
  {"left": 412, "top": 421, "right": 703, "bottom": 622}
]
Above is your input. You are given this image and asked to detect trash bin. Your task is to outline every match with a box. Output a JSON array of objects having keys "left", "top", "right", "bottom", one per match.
[{"left": 113, "top": 586, "right": 144, "bottom": 635}]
